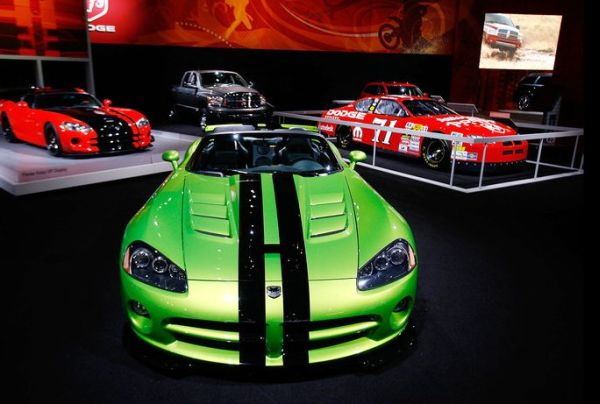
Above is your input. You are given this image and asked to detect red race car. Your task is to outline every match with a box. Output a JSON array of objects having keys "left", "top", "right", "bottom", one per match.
[
  {"left": 0, "top": 88, "right": 153, "bottom": 156},
  {"left": 318, "top": 95, "right": 528, "bottom": 169}
]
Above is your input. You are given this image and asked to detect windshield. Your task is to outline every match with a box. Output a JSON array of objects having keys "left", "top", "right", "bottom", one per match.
[
  {"left": 188, "top": 132, "right": 341, "bottom": 176},
  {"left": 485, "top": 14, "right": 515, "bottom": 27},
  {"left": 402, "top": 100, "right": 457, "bottom": 116},
  {"left": 200, "top": 72, "right": 248, "bottom": 87},
  {"left": 387, "top": 86, "right": 423, "bottom": 96},
  {"left": 34, "top": 93, "right": 102, "bottom": 109}
]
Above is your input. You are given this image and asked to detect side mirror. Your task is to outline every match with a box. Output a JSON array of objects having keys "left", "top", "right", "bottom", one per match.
[
  {"left": 102, "top": 99, "right": 112, "bottom": 108},
  {"left": 516, "top": 25, "right": 520, "bottom": 29},
  {"left": 162, "top": 150, "right": 180, "bottom": 170},
  {"left": 16, "top": 101, "right": 28, "bottom": 108},
  {"left": 348, "top": 150, "right": 367, "bottom": 169},
  {"left": 248, "top": 81, "right": 254, "bottom": 88}
]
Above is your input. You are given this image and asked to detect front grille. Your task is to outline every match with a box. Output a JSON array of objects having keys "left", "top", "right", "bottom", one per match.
[
  {"left": 223, "top": 92, "right": 262, "bottom": 108},
  {"left": 502, "top": 150, "right": 514, "bottom": 155},
  {"left": 498, "top": 29, "right": 518, "bottom": 40},
  {"left": 503, "top": 141, "right": 513, "bottom": 146},
  {"left": 95, "top": 118, "right": 134, "bottom": 152}
]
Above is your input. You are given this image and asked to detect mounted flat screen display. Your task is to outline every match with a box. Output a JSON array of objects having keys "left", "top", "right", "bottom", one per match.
[
  {"left": 87, "top": 0, "right": 457, "bottom": 54},
  {"left": 479, "top": 13, "right": 562, "bottom": 70}
]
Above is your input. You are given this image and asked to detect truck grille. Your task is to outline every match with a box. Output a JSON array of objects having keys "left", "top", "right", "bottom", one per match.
[
  {"left": 223, "top": 92, "right": 262, "bottom": 108},
  {"left": 498, "top": 29, "right": 519, "bottom": 40}
]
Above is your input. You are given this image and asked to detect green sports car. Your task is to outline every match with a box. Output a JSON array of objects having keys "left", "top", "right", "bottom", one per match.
[{"left": 120, "top": 129, "right": 418, "bottom": 367}]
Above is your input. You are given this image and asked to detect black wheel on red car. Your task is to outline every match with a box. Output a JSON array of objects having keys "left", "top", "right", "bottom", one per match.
[
  {"left": 422, "top": 138, "right": 450, "bottom": 169},
  {"left": 45, "top": 125, "right": 63, "bottom": 157},
  {"left": 1, "top": 114, "right": 18, "bottom": 143},
  {"left": 198, "top": 108, "right": 209, "bottom": 132},
  {"left": 336, "top": 125, "right": 352, "bottom": 149}
]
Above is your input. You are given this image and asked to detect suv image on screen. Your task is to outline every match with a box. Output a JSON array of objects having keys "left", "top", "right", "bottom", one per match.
[
  {"left": 483, "top": 13, "right": 522, "bottom": 58},
  {"left": 170, "top": 70, "right": 271, "bottom": 131}
]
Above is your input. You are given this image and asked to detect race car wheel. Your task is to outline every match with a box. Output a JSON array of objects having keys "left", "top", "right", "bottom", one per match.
[
  {"left": 336, "top": 125, "right": 352, "bottom": 149},
  {"left": 517, "top": 94, "right": 531, "bottom": 110},
  {"left": 422, "top": 138, "right": 450, "bottom": 169},
  {"left": 198, "top": 108, "right": 209, "bottom": 132},
  {"left": 45, "top": 125, "right": 63, "bottom": 157},
  {"left": 1, "top": 114, "right": 18, "bottom": 143}
]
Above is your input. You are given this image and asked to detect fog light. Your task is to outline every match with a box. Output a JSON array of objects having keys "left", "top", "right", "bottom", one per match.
[
  {"left": 130, "top": 300, "right": 150, "bottom": 317},
  {"left": 71, "top": 137, "right": 80, "bottom": 145},
  {"left": 393, "top": 297, "right": 411, "bottom": 313}
]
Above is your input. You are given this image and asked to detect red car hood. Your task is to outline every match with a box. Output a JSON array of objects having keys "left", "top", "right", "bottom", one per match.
[{"left": 410, "top": 115, "right": 515, "bottom": 137}]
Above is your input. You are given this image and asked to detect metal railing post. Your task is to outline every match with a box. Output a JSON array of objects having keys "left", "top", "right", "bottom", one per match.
[
  {"left": 372, "top": 134, "right": 377, "bottom": 166},
  {"left": 478, "top": 143, "right": 488, "bottom": 188},
  {"left": 570, "top": 135, "right": 580, "bottom": 168},
  {"left": 534, "top": 140, "right": 544, "bottom": 178},
  {"left": 449, "top": 141, "right": 457, "bottom": 186}
]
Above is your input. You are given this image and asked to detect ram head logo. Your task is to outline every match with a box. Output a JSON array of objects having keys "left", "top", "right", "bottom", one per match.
[{"left": 87, "top": 0, "right": 109, "bottom": 23}]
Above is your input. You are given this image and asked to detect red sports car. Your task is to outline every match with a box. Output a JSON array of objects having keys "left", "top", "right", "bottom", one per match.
[
  {"left": 0, "top": 88, "right": 153, "bottom": 156},
  {"left": 318, "top": 95, "right": 528, "bottom": 169}
]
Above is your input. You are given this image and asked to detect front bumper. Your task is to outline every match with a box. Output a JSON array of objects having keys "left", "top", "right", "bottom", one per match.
[
  {"left": 121, "top": 268, "right": 418, "bottom": 366},
  {"left": 208, "top": 107, "right": 268, "bottom": 123}
]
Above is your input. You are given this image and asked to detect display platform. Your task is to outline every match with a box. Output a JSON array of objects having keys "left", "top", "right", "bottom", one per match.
[{"left": 0, "top": 130, "right": 197, "bottom": 196}]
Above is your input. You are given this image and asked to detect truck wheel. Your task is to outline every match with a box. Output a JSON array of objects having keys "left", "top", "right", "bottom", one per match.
[
  {"left": 507, "top": 48, "right": 516, "bottom": 60},
  {"left": 336, "top": 125, "right": 352, "bottom": 149},
  {"left": 1, "top": 114, "right": 19, "bottom": 143},
  {"left": 45, "top": 125, "right": 63, "bottom": 157},
  {"left": 422, "top": 138, "right": 450, "bottom": 169},
  {"left": 198, "top": 108, "right": 209, "bottom": 132},
  {"left": 168, "top": 105, "right": 179, "bottom": 122}
]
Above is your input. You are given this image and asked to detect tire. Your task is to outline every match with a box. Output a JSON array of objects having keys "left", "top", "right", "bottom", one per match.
[
  {"left": 507, "top": 48, "right": 516, "bottom": 60},
  {"left": 45, "top": 125, "right": 63, "bottom": 157},
  {"left": 198, "top": 108, "right": 209, "bottom": 132},
  {"left": 517, "top": 94, "right": 531, "bottom": 111},
  {"left": 336, "top": 125, "right": 352, "bottom": 149},
  {"left": 378, "top": 23, "right": 400, "bottom": 50},
  {"left": 167, "top": 105, "right": 179, "bottom": 122},
  {"left": 421, "top": 138, "right": 450, "bottom": 169},
  {"left": 1, "top": 114, "right": 18, "bottom": 143}
]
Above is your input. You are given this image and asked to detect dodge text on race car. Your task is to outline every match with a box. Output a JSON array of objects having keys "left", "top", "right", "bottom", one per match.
[
  {"left": 0, "top": 88, "right": 153, "bottom": 156},
  {"left": 121, "top": 129, "right": 418, "bottom": 366},
  {"left": 318, "top": 95, "right": 528, "bottom": 169}
]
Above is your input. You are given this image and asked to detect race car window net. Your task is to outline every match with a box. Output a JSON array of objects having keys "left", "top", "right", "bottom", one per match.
[
  {"left": 188, "top": 133, "right": 342, "bottom": 176},
  {"left": 402, "top": 100, "right": 458, "bottom": 117}
]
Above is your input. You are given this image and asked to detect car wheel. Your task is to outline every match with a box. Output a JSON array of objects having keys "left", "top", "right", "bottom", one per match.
[
  {"left": 45, "top": 125, "right": 63, "bottom": 157},
  {"left": 336, "top": 125, "right": 352, "bottom": 149},
  {"left": 1, "top": 114, "right": 19, "bottom": 143},
  {"left": 507, "top": 48, "right": 516, "bottom": 60},
  {"left": 517, "top": 94, "right": 531, "bottom": 110},
  {"left": 198, "top": 108, "right": 209, "bottom": 132},
  {"left": 421, "top": 138, "right": 450, "bottom": 169}
]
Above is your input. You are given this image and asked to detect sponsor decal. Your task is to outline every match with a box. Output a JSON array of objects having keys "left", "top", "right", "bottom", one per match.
[
  {"left": 352, "top": 126, "right": 363, "bottom": 140},
  {"left": 405, "top": 122, "right": 428, "bottom": 132},
  {"left": 87, "top": 0, "right": 116, "bottom": 32},
  {"left": 319, "top": 124, "right": 334, "bottom": 133},
  {"left": 326, "top": 110, "right": 366, "bottom": 120},
  {"left": 467, "top": 152, "right": 478, "bottom": 160},
  {"left": 399, "top": 144, "right": 408, "bottom": 152},
  {"left": 409, "top": 141, "right": 420, "bottom": 151},
  {"left": 437, "top": 116, "right": 507, "bottom": 133}
]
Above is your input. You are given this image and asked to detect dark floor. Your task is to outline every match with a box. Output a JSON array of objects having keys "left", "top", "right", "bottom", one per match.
[{"left": 1, "top": 169, "right": 583, "bottom": 403}]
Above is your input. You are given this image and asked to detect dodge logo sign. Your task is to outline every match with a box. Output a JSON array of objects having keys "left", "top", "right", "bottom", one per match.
[
  {"left": 266, "top": 286, "right": 281, "bottom": 299},
  {"left": 87, "top": 0, "right": 109, "bottom": 22}
]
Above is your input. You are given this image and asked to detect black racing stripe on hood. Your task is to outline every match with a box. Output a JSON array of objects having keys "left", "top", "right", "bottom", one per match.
[
  {"left": 238, "top": 174, "right": 266, "bottom": 366},
  {"left": 273, "top": 173, "right": 310, "bottom": 366},
  {"left": 51, "top": 107, "right": 128, "bottom": 131}
]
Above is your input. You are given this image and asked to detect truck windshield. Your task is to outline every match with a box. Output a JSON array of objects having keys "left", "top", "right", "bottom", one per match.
[
  {"left": 200, "top": 72, "right": 248, "bottom": 87},
  {"left": 188, "top": 132, "right": 341, "bottom": 176},
  {"left": 485, "top": 14, "right": 515, "bottom": 27},
  {"left": 402, "top": 100, "right": 457, "bottom": 116}
]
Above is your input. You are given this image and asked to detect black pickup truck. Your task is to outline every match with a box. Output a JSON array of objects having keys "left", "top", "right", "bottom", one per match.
[{"left": 169, "top": 70, "right": 271, "bottom": 131}]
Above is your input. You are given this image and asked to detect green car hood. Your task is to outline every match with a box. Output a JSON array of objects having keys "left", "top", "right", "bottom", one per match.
[{"left": 181, "top": 171, "right": 359, "bottom": 281}]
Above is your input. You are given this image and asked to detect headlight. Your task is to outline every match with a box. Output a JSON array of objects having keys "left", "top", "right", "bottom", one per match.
[
  {"left": 357, "top": 239, "right": 416, "bottom": 291},
  {"left": 207, "top": 95, "right": 223, "bottom": 107},
  {"left": 60, "top": 121, "right": 92, "bottom": 133},
  {"left": 259, "top": 95, "right": 267, "bottom": 106},
  {"left": 123, "top": 241, "right": 187, "bottom": 293},
  {"left": 136, "top": 117, "right": 150, "bottom": 128}
]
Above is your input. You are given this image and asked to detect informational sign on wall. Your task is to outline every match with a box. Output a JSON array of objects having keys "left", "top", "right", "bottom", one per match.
[
  {"left": 0, "top": 0, "right": 88, "bottom": 58},
  {"left": 87, "top": 0, "right": 456, "bottom": 54}
]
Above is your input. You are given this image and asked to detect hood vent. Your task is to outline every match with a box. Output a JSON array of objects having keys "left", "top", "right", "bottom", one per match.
[
  {"left": 308, "top": 192, "right": 347, "bottom": 238},
  {"left": 189, "top": 191, "right": 231, "bottom": 237}
]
